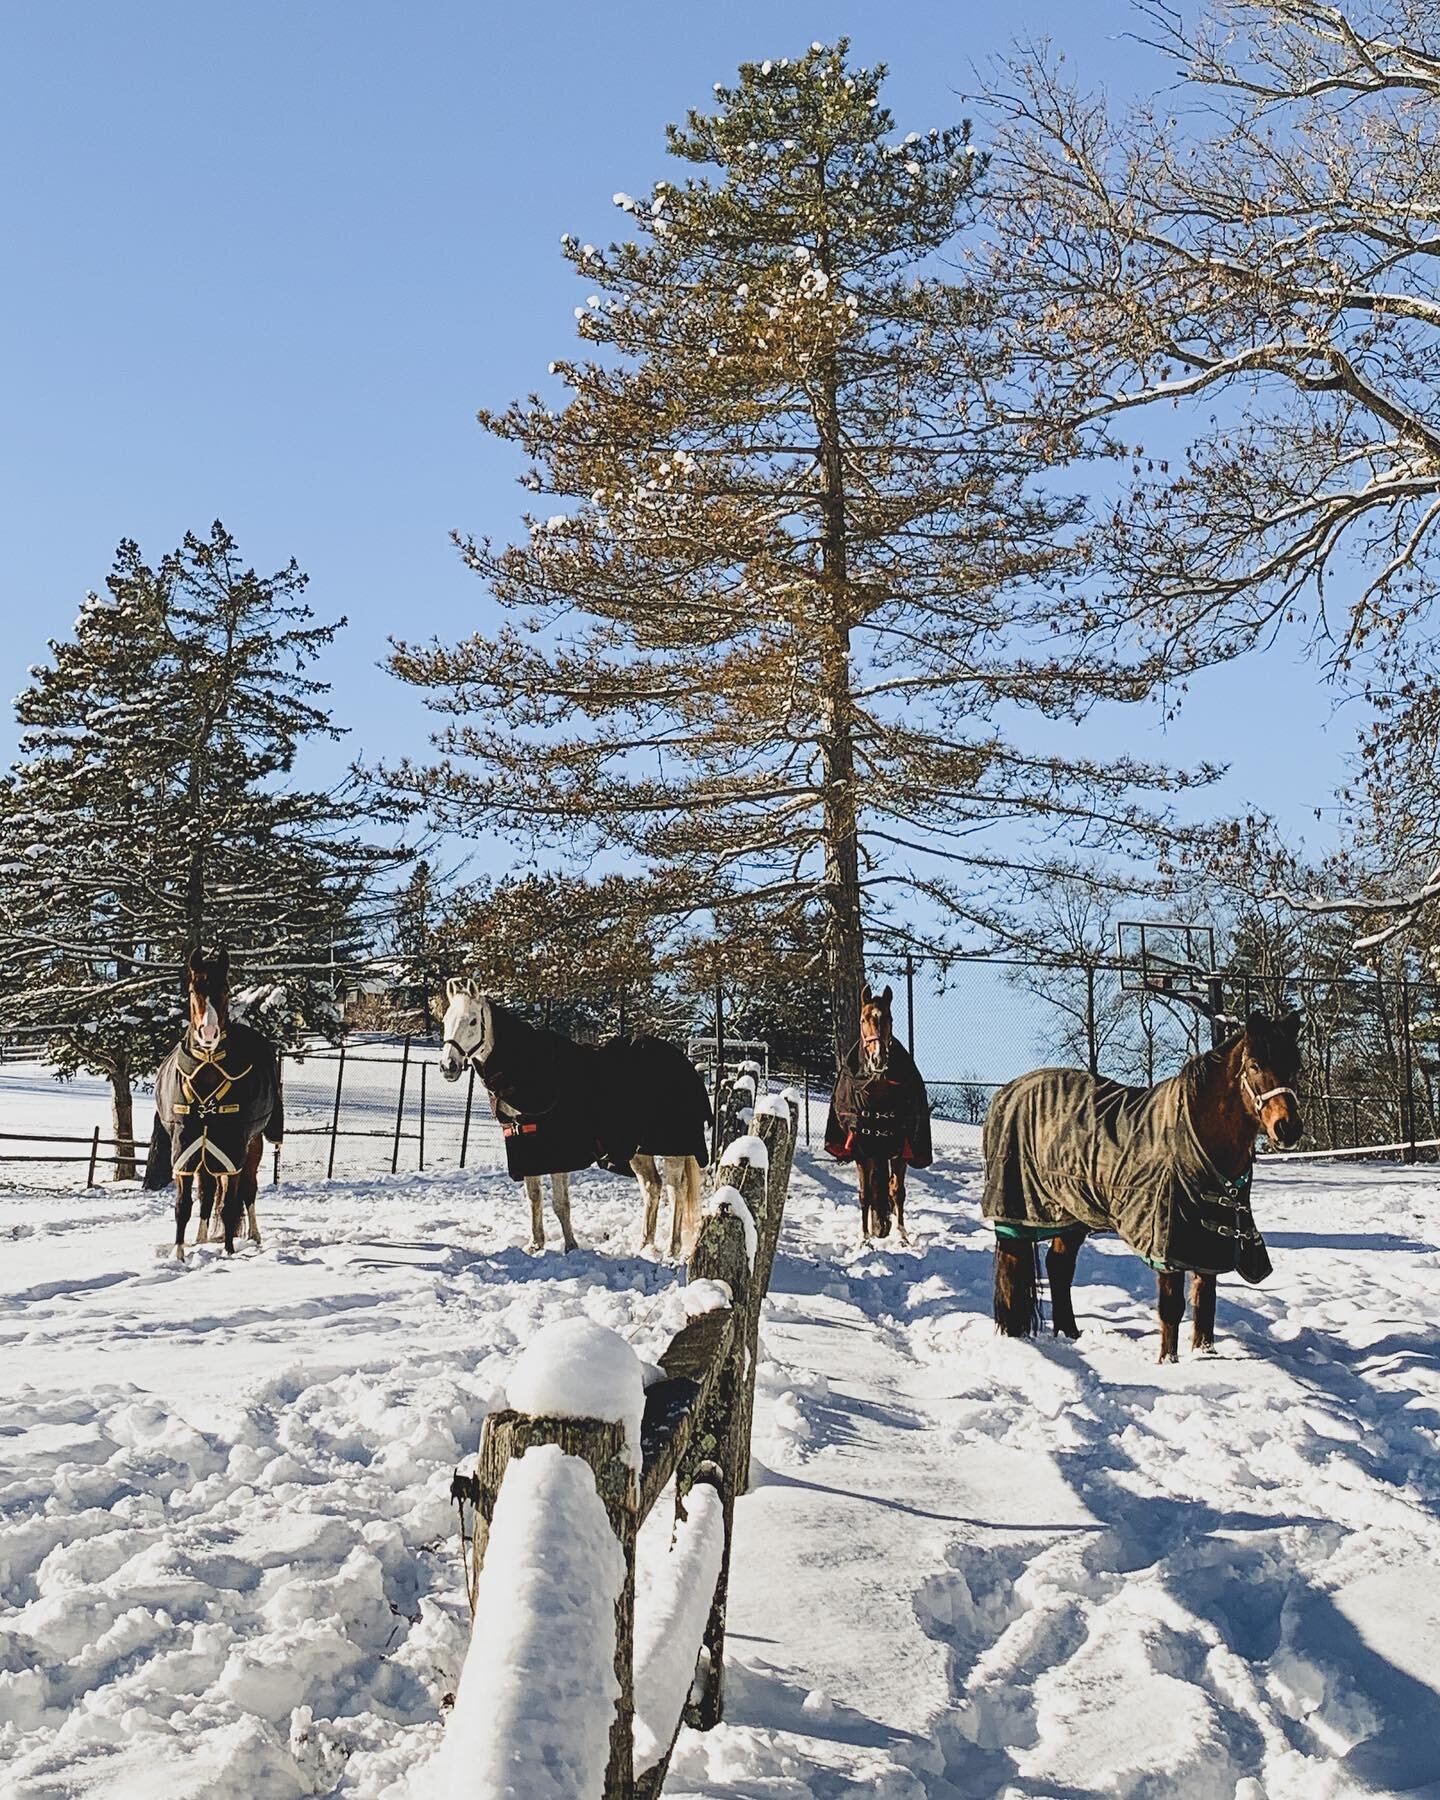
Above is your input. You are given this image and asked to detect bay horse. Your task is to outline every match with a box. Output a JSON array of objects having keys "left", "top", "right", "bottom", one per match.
[
  {"left": 825, "top": 984, "right": 933, "bottom": 1244},
  {"left": 146, "top": 948, "right": 284, "bottom": 1259},
  {"left": 438, "top": 981, "right": 710, "bottom": 1257},
  {"left": 984, "top": 1010, "right": 1302, "bottom": 1361}
]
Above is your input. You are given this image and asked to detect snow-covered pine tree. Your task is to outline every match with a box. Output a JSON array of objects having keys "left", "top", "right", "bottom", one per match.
[
  {"left": 387, "top": 42, "right": 1213, "bottom": 1063},
  {"left": 0, "top": 524, "right": 395, "bottom": 1174}
]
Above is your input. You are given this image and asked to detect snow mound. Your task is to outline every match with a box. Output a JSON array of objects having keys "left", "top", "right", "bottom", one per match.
[
  {"left": 719, "top": 1133, "right": 769, "bottom": 1172},
  {"left": 439, "top": 1444, "right": 623, "bottom": 1797},
  {"left": 505, "top": 1317, "right": 646, "bottom": 1472},
  {"left": 681, "top": 1277, "right": 733, "bottom": 1316},
  {"left": 633, "top": 1482, "right": 725, "bottom": 1775}
]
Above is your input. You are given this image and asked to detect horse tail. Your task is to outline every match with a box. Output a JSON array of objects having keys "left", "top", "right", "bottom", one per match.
[{"left": 993, "top": 1234, "right": 1042, "bottom": 1337}]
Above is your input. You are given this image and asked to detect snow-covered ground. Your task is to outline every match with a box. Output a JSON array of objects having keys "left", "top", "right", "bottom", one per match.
[{"left": 4, "top": 1063, "right": 1440, "bottom": 1798}]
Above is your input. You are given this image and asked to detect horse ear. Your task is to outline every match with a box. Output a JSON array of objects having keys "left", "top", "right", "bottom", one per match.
[
  {"left": 881, "top": 985, "right": 893, "bottom": 1006},
  {"left": 445, "top": 976, "right": 462, "bottom": 1000},
  {"left": 216, "top": 947, "right": 230, "bottom": 981},
  {"left": 1245, "top": 1010, "right": 1271, "bottom": 1034},
  {"left": 1280, "top": 1009, "right": 1303, "bottom": 1038},
  {"left": 861, "top": 984, "right": 873, "bottom": 1004},
  {"left": 188, "top": 948, "right": 204, "bottom": 978}
]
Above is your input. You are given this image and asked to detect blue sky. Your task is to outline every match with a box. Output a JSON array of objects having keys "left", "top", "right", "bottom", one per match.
[{"left": 2, "top": 2, "right": 1352, "bottom": 887}]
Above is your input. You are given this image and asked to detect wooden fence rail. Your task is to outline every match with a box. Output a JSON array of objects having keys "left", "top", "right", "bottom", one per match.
[{"left": 449, "top": 1089, "right": 799, "bottom": 1798}]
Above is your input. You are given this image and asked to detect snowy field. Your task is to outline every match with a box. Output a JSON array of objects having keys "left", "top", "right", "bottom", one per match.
[{"left": 5, "top": 1065, "right": 1440, "bottom": 1798}]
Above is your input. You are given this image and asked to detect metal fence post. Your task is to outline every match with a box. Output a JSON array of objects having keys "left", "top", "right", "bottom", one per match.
[
  {"left": 905, "top": 953, "right": 915, "bottom": 1057},
  {"left": 86, "top": 1126, "right": 100, "bottom": 1189},
  {"left": 392, "top": 1036, "right": 411, "bottom": 1175},
  {"left": 327, "top": 1041, "right": 346, "bottom": 1180},
  {"left": 419, "top": 1059, "right": 428, "bottom": 1172},
  {"left": 803, "top": 1066, "right": 811, "bottom": 1147},
  {"left": 460, "top": 1065, "right": 475, "bottom": 1169}
]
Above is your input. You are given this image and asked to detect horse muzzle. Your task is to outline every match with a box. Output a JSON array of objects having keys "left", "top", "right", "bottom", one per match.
[{"left": 1266, "top": 1103, "right": 1303, "bottom": 1149}]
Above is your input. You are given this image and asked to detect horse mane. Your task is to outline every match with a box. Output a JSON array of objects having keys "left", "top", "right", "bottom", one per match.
[{"left": 1177, "top": 1031, "right": 1243, "bottom": 1102}]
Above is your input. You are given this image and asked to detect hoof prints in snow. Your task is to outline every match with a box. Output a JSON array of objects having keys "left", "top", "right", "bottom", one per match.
[
  {"left": 0, "top": 1159, "right": 706, "bottom": 1797},
  {"left": 5, "top": 1092, "right": 1440, "bottom": 1797}
]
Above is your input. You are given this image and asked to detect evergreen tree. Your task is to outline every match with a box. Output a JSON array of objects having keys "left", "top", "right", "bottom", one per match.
[
  {"left": 0, "top": 523, "right": 394, "bottom": 1173},
  {"left": 388, "top": 859, "right": 451, "bottom": 1037},
  {"left": 387, "top": 41, "right": 1209, "bottom": 1064}
]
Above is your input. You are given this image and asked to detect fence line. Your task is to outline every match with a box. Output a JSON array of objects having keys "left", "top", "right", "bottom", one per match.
[{"left": 447, "top": 1091, "right": 798, "bottom": 1796}]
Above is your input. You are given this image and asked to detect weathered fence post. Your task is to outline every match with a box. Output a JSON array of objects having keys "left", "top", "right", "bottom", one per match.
[
  {"left": 391, "top": 1035, "right": 411, "bottom": 1175},
  {"left": 327, "top": 1040, "right": 346, "bottom": 1179},
  {"left": 473, "top": 1406, "right": 638, "bottom": 1797},
  {"left": 86, "top": 1125, "right": 100, "bottom": 1189},
  {"left": 682, "top": 1207, "right": 752, "bottom": 1733}
]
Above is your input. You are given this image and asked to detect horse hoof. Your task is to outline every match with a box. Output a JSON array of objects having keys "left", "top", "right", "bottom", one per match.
[
  {"left": 1158, "top": 1350, "right": 1178, "bottom": 1364},
  {"left": 174, "top": 1246, "right": 185, "bottom": 1262}
]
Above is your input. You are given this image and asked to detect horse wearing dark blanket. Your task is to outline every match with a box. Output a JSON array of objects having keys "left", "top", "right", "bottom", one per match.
[
  {"left": 826, "top": 985, "right": 933, "bottom": 1244},
  {"left": 439, "top": 981, "right": 712, "bottom": 1255},
  {"left": 983, "top": 1011, "right": 1303, "bottom": 1360},
  {"left": 144, "top": 948, "right": 284, "bottom": 1259}
]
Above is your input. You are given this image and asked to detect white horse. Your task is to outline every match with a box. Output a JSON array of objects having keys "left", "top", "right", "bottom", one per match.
[{"left": 438, "top": 980, "right": 704, "bottom": 1257}]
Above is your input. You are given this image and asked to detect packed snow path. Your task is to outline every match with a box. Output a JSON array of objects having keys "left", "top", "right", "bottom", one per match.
[{"left": 3, "top": 1102, "right": 1440, "bottom": 1797}]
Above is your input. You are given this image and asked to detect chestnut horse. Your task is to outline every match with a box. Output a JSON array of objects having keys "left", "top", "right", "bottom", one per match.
[
  {"left": 825, "top": 985, "right": 934, "bottom": 1243},
  {"left": 986, "top": 1011, "right": 1302, "bottom": 1361}
]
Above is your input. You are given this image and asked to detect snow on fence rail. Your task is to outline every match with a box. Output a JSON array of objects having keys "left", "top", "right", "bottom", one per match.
[{"left": 445, "top": 1090, "right": 798, "bottom": 1798}]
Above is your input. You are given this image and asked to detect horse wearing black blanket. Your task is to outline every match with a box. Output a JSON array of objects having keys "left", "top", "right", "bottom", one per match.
[
  {"left": 825, "top": 985, "right": 933, "bottom": 1244},
  {"left": 439, "top": 980, "right": 712, "bottom": 1256},
  {"left": 983, "top": 1010, "right": 1303, "bottom": 1360},
  {"left": 144, "top": 948, "right": 284, "bottom": 1259}
]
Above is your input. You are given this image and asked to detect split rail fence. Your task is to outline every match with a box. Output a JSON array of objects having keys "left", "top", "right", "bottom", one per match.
[{"left": 447, "top": 1081, "right": 797, "bottom": 1798}]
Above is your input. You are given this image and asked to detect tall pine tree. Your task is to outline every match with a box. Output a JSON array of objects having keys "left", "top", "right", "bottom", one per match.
[
  {"left": 0, "top": 523, "right": 395, "bottom": 1172},
  {"left": 388, "top": 42, "right": 1212, "bottom": 1062}
]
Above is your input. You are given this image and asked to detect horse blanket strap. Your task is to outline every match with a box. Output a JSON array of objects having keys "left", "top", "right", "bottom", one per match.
[
  {"left": 143, "top": 1020, "right": 284, "bottom": 1192},
  {"left": 478, "top": 1004, "right": 712, "bottom": 1183},
  {"left": 982, "top": 1065, "right": 1271, "bottom": 1283},
  {"left": 825, "top": 1039, "right": 933, "bottom": 1168},
  {"left": 994, "top": 1220, "right": 1088, "bottom": 1246}
]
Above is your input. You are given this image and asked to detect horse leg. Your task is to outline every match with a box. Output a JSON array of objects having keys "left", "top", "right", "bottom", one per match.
[
  {"left": 630, "top": 1154, "right": 663, "bottom": 1250},
  {"left": 236, "top": 1137, "right": 263, "bottom": 1247},
  {"left": 174, "top": 1176, "right": 194, "bottom": 1260},
  {"left": 663, "top": 1155, "right": 697, "bottom": 1260},
  {"left": 524, "top": 1176, "right": 546, "bottom": 1252},
  {"left": 1046, "top": 1232, "right": 1085, "bottom": 1339},
  {"left": 1157, "top": 1270, "right": 1186, "bottom": 1363},
  {"left": 550, "top": 1170, "right": 578, "bottom": 1253},
  {"left": 890, "top": 1158, "right": 910, "bottom": 1246},
  {"left": 993, "top": 1239, "right": 1040, "bottom": 1336},
  {"left": 220, "top": 1175, "right": 245, "bottom": 1254},
  {"left": 1191, "top": 1271, "right": 1217, "bottom": 1353},
  {"left": 857, "top": 1159, "right": 875, "bottom": 1243},
  {"left": 194, "top": 1170, "right": 212, "bottom": 1244}
]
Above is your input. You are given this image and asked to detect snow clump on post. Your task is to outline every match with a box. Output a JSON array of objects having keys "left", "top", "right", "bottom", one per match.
[{"left": 506, "top": 1316, "right": 647, "bottom": 1473}]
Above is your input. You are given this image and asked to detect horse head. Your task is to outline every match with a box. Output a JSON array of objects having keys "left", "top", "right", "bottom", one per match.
[
  {"left": 860, "top": 983, "right": 894, "bottom": 1072},
  {"left": 187, "top": 946, "right": 230, "bottom": 1052},
  {"left": 1240, "top": 1009, "right": 1304, "bottom": 1148},
  {"left": 440, "top": 976, "right": 494, "bottom": 1082}
]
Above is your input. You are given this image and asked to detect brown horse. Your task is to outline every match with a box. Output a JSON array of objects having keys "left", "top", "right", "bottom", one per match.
[
  {"left": 825, "top": 985, "right": 934, "bottom": 1244},
  {"left": 986, "top": 1011, "right": 1303, "bottom": 1361},
  {"left": 148, "top": 949, "right": 283, "bottom": 1258}
]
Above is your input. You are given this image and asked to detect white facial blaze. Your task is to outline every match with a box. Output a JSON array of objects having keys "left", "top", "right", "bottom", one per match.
[
  {"left": 195, "top": 999, "right": 221, "bottom": 1049},
  {"left": 439, "top": 989, "right": 491, "bottom": 1081}
]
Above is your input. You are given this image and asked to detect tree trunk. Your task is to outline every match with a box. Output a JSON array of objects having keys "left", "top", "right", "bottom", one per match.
[
  {"left": 814, "top": 339, "right": 865, "bottom": 1067},
  {"left": 110, "top": 1051, "right": 136, "bottom": 1182}
]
